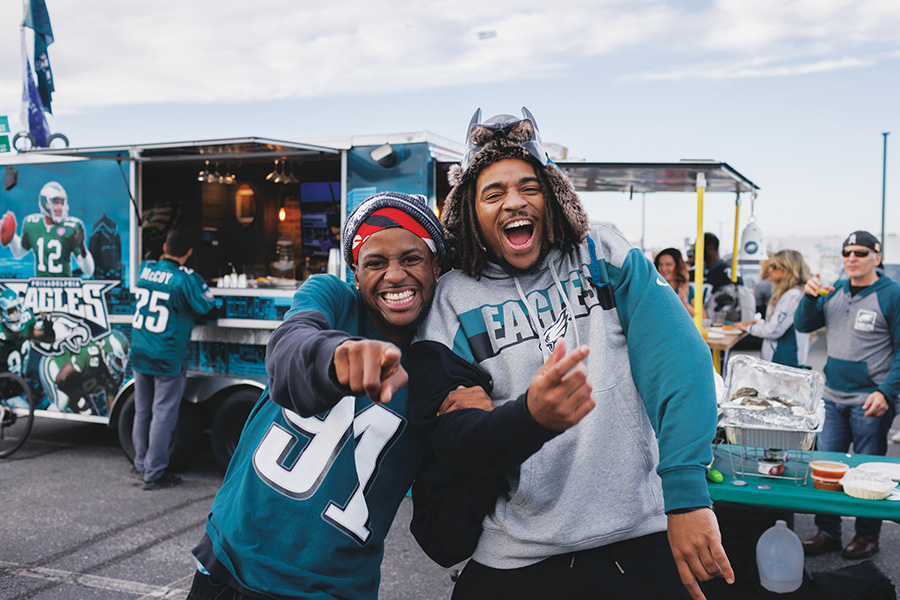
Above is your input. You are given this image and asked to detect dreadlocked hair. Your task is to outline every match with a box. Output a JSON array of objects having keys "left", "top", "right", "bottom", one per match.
[{"left": 442, "top": 140, "right": 589, "bottom": 277}]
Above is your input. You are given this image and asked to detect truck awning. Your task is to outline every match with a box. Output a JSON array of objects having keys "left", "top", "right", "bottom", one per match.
[{"left": 16, "top": 137, "right": 340, "bottom": 163}]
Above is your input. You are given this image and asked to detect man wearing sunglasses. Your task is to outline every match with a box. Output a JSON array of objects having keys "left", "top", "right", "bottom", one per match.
[{"left": 796, "top": 230, "right": 900, "bottom": 560}]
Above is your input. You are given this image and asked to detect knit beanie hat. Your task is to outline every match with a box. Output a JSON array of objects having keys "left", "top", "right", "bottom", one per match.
[
  {"left": 342, "top": 191, "right": 445, "bottom": 265},
  {"left": 442, "top": 107, "right": 589, "bottom": 275}
]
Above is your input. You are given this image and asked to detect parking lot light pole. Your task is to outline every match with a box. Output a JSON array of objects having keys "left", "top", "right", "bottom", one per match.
[{"left": 883, "top": 132, "right": 889, "bottom": 256}]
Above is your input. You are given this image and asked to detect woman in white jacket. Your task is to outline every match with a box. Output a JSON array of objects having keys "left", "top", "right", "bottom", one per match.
[{"left": 736, "top": 250, "right": 811, "bottom": 368}]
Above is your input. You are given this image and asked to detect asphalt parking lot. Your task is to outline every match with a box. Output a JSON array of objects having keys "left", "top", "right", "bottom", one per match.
[{"left": 0, "top": 418, "right": 458, "bottom": 600}]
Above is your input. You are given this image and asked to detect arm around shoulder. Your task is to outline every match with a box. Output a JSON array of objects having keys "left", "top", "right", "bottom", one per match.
[{"left": 611, "top": 248, "right": 716, "bottom": 511}]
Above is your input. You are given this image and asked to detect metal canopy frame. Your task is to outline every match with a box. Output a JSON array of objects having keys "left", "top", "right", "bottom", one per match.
[
  {"left": 553, "top": 161, "right": 760, "bottom": 337},
  {"left": 556, "top": 160, "right": 758, "bottom": 195}
]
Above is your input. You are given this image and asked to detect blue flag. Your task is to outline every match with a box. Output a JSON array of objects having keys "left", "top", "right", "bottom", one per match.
[
  {"left": 20, "top": 29, "right": 49, "bottom": 147},
  {"left": 23, "top": 0, "right": 55, "bottom": 114}
]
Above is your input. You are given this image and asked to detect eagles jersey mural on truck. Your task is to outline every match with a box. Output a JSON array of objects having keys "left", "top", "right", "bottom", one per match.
[
  {"left": 0, "top": 166, "right": 291, "bottom": 425},
  {"left": 0, "top": 176, "right": 126, "bottom": 415}
]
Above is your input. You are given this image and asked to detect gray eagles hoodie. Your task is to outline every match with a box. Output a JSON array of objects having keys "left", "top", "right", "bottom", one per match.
[{"left": 409, "top": 224, "right": 718, "bottom": 569}]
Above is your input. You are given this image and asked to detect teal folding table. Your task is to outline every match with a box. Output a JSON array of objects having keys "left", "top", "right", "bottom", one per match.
[{"left": 708, "top": 444, "right": 900, "bottom": 522}]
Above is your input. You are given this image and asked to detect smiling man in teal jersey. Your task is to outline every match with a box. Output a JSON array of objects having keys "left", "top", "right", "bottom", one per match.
[{"left": 187, "top": 192, "right": 501, "bottom": 600}]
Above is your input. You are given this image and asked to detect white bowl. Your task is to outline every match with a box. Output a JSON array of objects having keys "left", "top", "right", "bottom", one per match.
[{"left": 840, "top": 468, "right": 898, "bottom": 500}]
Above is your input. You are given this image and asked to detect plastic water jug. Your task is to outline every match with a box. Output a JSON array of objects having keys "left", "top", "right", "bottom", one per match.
[{"left": 756, "top": 520, "right": 804, "bottom": 593}]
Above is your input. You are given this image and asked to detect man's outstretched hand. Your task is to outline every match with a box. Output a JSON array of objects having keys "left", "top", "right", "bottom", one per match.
[
  {"left": 668, "top": 508, "right": 734, "bottom": 600},
  {"left": 526, "top": 339, "right": 594, "bottom": 432},
  {"left": 333, "top": 339, "right": 407, "bottom": 404}
]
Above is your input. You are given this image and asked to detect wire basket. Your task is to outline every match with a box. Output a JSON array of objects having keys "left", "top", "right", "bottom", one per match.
[{"left": 724, "top": 426, "right": 815, "bottom": 485}]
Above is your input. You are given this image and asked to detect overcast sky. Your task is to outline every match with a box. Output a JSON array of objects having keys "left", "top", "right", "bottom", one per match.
[{"left": 2, "top": 0, "right": 899, "bottom": 256}]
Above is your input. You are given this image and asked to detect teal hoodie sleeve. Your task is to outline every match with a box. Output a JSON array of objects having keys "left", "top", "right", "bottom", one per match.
[
  {"left": 794, "top": 290, "right": 826, "bottom": 333},
  {"left": 604, "top": 245, "right": 716, "bottom": 512}
]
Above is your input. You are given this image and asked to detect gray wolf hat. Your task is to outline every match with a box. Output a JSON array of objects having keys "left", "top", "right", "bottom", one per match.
[
  {"left": 843, "top": 230, "right": 881, "bottom": 253},
  {"left": 342, "top": 191, "right": 445, "bottom": 265},
  {"left": 442, "top": 107, "right": 589, "bottom": 275}
]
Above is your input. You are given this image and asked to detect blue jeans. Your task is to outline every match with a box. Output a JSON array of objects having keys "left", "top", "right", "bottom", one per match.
[{"left": 814, "top": 398, "right": 896, "bottom": 540}]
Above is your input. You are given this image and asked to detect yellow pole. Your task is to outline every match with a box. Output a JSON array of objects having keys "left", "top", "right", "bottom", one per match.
[
  {"left": 693, "top": 173, "right": 707, "bottom": 331},
  {"left": 731, "top": 193, "right": 741, "bottom": 283}
]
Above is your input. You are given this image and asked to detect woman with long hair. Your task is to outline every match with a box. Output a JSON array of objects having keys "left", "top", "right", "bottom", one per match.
[
  {"left": 654, "top": 247, "right": 696, "bottom": 315},
  {"left": 736, "top": 249, "right": 811, "bottom": 367}
]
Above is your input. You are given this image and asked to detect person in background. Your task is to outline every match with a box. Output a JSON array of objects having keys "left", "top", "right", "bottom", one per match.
[
  {"left": 655, "top": 247, "right": 698, "bottom": 316},
  {"left": 735, "top": 250, "right": 811, "bottom": 368},
  {"left": 796, "top": 231, "right": 900, "bottom": 560},
  {"left": 698, "top": 233, "right": 753, "bottom": 323},
  {"left": 700, "top": 233, "right": 742, "bottom": 292},
  {"left": 131, "top": 229, "right": 216, "bottom": 491}
]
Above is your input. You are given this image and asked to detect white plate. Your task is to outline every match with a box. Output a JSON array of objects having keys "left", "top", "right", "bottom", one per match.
[
  {"left": 856, "top": 462, "right": 900, "bottom": 482},
  {"left": 706, "top": 331, "right": 725, "bottom": 339}
]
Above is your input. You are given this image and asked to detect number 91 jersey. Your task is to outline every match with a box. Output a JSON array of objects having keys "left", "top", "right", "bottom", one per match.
[{"left": 202, "top": 277, "right": 425, "bottom": 600}]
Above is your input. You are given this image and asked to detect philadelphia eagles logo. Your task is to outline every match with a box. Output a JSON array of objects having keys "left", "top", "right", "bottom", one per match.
[{"left": 541, "top": 307, "right": 569, "bottom": 353}]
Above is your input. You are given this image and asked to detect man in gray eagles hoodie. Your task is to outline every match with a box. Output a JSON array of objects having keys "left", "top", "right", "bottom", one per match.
[{"left": 409, "top": 108, "right": 733, "bottom": 600}]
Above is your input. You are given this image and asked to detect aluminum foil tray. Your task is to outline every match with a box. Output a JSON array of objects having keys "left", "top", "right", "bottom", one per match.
[
  {"left": 720, "top": 354, "right": 825, "bottom": 450},
  {"left": 723, "top": 423, "right": 820, "bottom": 451}
]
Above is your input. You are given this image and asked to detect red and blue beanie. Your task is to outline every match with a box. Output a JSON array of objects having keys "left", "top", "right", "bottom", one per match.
[{"left": 343, "top": 192, "right": 445, "bottom": 265}]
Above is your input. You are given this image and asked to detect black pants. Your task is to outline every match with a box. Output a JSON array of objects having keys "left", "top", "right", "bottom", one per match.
[
  {"left": 451, "top": 531, "right": 693, "bottom": 600},
  {"left": 186, "top": 571, "right": 262, "bottom": 600}
]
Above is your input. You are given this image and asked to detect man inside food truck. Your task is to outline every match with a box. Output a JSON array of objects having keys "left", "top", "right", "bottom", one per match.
[
  {"left": 408, "top": 107, "right": 733, "bottom": 600},
  {"left": 796, "top": 230, "right": 900, "bottom": 560},
  {"left": 187, "top": 192, "right": 503, "bottom": 600}
]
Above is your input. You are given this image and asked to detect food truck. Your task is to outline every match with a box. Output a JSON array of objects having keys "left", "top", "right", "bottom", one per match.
[{"left": 0, "top": 134, "right": 463, "bottom": 469}]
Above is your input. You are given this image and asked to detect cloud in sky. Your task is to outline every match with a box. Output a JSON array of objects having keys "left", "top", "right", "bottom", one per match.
[
  {"left": 1, "top": 0, "right": 898, "bottom": 114},
  {"left": 624, "top": 56, "right": 875, "bottom": 82}
]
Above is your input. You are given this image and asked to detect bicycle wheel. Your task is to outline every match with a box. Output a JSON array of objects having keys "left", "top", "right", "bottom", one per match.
[{"left": 0, "top": 372, "right": 34, "bottom": 458}]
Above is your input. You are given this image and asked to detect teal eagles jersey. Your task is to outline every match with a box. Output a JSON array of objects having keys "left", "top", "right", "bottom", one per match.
[
  {"left": 20, "top": 214, "right": 88, "bottom": 277},
  {"left": 0, "top": 308, "right": 36, "bottom": 375},
  {"left": 204, "top": 276, "right": 425, "bottom": 600},
  {"left": 131, "top": 259, "right": 215, "bottom": 377}
]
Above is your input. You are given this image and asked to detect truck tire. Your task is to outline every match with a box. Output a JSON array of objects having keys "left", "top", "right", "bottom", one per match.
[
  {"left": 210, "top": 389, "right": 258, "bottom": 470},
  {"left": 116, "top": 392, "right": 202, "bottom": 472}
]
